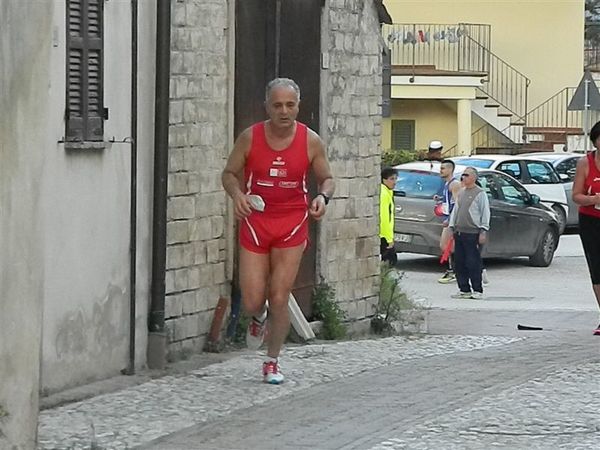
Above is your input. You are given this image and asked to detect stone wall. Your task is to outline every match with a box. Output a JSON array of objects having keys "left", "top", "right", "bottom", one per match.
[
  {"left": 165, "top": 0, "right": 231, "bottom": 358},
  {"left": 320, "top": 0, "right": 383, "bottom": 324},
  {"left": 164, "top": 0, "right": 383, "bottom": 354}
]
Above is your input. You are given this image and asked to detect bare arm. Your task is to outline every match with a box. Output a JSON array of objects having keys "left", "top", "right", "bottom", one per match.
[
  {"left": 572, "top": 157, "right": 600, "bottom": 206},
  {"left": 307, "top": 130, "right": 335, "bottom": 220},
  {"left": 222, "top": 128, "right": 252, "bottom": 219},
  {"left": 450, "top": 179, "right": 461, "bottom": 198}
]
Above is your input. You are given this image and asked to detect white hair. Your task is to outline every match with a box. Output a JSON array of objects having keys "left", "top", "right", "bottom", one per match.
[{"left": 265, "top": 78, "right": 301, "bottom": 102}]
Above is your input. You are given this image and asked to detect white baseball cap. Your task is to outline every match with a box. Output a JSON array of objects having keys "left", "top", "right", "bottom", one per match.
[{"left": 428, "top": 140, "right": 443, "bottom": 151}]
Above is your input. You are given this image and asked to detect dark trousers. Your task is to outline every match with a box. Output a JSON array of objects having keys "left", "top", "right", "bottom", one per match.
[
  {"left": 381, "top": 238, "right": 398, "bottom": 265},
  {"left": 454, "top": 231, "right": 483, "bottom": 293}
]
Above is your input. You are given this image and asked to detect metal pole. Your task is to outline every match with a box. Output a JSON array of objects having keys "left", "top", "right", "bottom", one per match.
[
  {"left": 585, "top": 78, "right": 590, "bottom": 152},
  {"left": 148, "top": 0, "right": 171, "bottom": 369},
  {"left": 126, "top": 0, "right": 138, "bottom": 376}
]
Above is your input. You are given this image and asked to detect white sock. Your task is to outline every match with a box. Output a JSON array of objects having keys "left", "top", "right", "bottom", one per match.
[{"left": 265, "top": 356, "right": 278, "bottom": 364}]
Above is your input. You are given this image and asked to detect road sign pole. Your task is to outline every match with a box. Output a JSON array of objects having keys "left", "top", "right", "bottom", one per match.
[{"left": 585, "top": 79, "right": 590, "bottom": 152}]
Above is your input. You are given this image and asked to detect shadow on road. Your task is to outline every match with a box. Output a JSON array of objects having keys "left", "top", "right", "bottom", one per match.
[{"left": 395, "top": 254, "right": 532, "bottom": 274}]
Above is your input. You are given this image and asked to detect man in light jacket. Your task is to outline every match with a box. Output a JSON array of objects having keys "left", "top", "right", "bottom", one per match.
[{"left": 448, "top": 167, "right": 490, "bottom": 299}]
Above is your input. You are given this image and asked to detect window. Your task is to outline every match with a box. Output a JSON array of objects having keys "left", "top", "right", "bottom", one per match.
[
  {"left": 453, "top": 158, "right": 493, "bottom": 169},
  {"left": 391, "top": 120, "right": 415, "bottom": 150},
  {"left": 555, "top": 157, "right": 580, "bottom": 181},
  {"left": 524, "top": 161, "right": 560, "bottom": 184},
  {"left": 394, "top": 170, "right": 444, "bottom": 198},
  {"left": 479, "top": 174, "right": 500, "bottom": 200},
  {"left": 497, "top": 162, "right": 522, "bottom": 180},
  {"left": 495, "top": 173, "right": 529, "bottom": 205},
  {"left": 66, "top": 0, "right": 104, "bottom": 142}
]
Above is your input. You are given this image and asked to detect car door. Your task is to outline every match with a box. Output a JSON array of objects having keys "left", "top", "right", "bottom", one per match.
[
  {"left": 477, "top": 173, "right": 510, "bottom": 256},
  {"left": 492, "top": 172, "right": 541, "bottom": 255}
]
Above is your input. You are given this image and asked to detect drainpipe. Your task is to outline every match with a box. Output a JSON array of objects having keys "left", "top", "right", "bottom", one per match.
[
  {"left": 125, "top": 0, "right": 139, "bottom": 376},
  {"left": 148, "top": 0, "right": 171, "bottom": 370}
]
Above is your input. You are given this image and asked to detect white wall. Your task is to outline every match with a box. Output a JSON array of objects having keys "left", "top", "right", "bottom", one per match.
[
  {"left": 39, "top": 0, "right": 155, "bottom": 393},
  {"left": 0, "top": 1, "right": 54, "bottom": 446}
]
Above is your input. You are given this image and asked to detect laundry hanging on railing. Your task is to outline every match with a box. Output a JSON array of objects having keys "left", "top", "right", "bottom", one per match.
[{"left": 386, "top": 26, "right": 468, "bottom": 45}]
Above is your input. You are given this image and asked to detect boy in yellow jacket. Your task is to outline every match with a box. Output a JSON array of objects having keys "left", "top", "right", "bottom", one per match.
[{"left": 380, "top": 167, "right": 398, "bottom": 265}]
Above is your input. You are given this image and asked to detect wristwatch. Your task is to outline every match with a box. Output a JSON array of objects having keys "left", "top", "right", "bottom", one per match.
[{"left": 317, "top": 193, "right": 330, "bottom": 205}]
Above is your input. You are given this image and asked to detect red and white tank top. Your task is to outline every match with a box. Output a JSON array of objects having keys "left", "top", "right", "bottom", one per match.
[
  {"left": 580, "top": 151, "right": 600, "bottom": 219},
  {"left": 244, "top": 121, "right": 310, "bottom": 213}
]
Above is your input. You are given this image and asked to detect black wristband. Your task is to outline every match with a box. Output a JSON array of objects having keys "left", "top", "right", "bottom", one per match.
[{"left": 317, "top": 193, "right": 330, "bottom": 205}]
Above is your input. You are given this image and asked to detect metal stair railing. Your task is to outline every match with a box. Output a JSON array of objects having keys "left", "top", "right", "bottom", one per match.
[
  {"left": 463, "top": 35, "right": 531, "bottom": 120},
  {"left": 471, "top": 87, "right": 600, "bottom": 153},
  {"left": 445, "top": 124, "right": 519, "bottom": 156}
]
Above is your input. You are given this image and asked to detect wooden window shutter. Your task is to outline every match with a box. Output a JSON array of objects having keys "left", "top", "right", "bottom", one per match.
[
  {"left": 66, "top": 0, "right": 104, "bottom": 141},
  {"left": 391, "top": 120, "right": 415, "bottom": 150}
]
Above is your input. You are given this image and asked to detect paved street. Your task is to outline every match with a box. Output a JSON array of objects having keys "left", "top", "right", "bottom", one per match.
[{"left": 38, "top": 235, "right": 600, "bottom": 449}]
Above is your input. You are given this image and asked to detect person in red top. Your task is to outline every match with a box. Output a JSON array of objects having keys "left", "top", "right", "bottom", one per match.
[
  {"left": 573, "top": 120, "right": 600, "bottom": 335},
  {"left": 222, "top": 78, "right": 335, "bottom": 383}
]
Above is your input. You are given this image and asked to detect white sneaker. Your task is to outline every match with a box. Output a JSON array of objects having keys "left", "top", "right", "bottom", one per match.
[
  {"left": 246, "top": 316, "right": 266, "bottom": 350},
  {"left": 482, "top": 269, "right": 489, "bottom": 285},
  {"left": 451, "top": 291, "right": 472, "bottom": 299},
  {"left": 263, "top": 360, "right": 284, "bottom": 384},
  {"left": 471, "top": 291, "right": 484, "bottom": 300}
]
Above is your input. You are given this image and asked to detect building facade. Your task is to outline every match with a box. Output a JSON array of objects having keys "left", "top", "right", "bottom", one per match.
[
  {"left": 382, "top": 0, "right": 586, "bottom": 154},
  {"left": 1, "top": 0, "right": 386, "bottom": 445}
]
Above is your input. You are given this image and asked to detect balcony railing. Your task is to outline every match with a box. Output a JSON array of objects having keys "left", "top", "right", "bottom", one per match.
[
  {"left": 383, "top": 23, "right": 530, "bottom": 123},
  {"left": 383, "top": 23, "right": 491, "bottom": 74}
]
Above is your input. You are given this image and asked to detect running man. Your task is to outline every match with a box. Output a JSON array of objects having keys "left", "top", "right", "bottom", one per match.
[
  {"left": 436, "top": 159, "right": 461, "bottom": 283},
  {"left": 222, "top": 78, "right": 334, "bottom": 384}
]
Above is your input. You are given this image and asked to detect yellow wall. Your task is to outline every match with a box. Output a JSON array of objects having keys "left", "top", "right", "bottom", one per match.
[
  {"left": 383, "top": 99, "right": 457, "bottom": 151},
  {"left": 382, "top": 99, "right": 488, "bottom": 152},
  {"left": 385, "top": 0, "right": 584, "bottom": 109}
]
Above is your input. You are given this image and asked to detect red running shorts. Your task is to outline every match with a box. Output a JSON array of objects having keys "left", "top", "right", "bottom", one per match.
[{"left": 240, "top": 209, "right": 309, "bottom": 254}]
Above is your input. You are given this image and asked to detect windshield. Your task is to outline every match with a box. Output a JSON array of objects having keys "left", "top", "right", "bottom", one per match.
[
  {"left": 394, "top": 170, "right": 444, "bottom": 198},
  {"left": 453, "top": 158, "right": 494, "bottom": 169}
]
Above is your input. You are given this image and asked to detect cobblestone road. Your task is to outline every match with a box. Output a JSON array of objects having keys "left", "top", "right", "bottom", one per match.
[
  {"left": 38, "top": 335, "right": 522, "bottom": 449},
  {"left": 142, "top": 326, "right": 598, "bottom": 450},
  {"left": 370, "top": 361, "right": 600, "bottom": 450}
]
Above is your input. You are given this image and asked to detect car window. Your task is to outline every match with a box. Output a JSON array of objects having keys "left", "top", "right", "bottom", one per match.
[
  {"left": 478, "top": 174, "right": 500, "bottom": 200},
  {"left": 494, "top": 173, "right": 529, "bottom": 205},
  {"left": 394, "top": 170, "right": 444, "bottom": 198},
  {"left": 496, "top": 162, "right": 522, "bottom": 180},
  {"left": 525, "top": 161, "right": 560, "bottom": 184},
  {"left": 452, "top": 158, "right": 493, "bottom": 169},
  {"left": 555, "top": 158, "right": 579, "bottom": 181}
]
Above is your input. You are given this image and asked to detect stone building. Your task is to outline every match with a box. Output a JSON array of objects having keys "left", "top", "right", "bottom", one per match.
[
  {"left": 0, "top": 0, "right": 388, "bottom": 445},
  {"left": 163, "top": 0, "right": 388, "bottom": 355}
]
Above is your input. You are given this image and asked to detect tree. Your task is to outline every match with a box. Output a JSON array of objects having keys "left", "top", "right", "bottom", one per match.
[{"left": 586, "top": 0, "right": 600, "bottom": 46}]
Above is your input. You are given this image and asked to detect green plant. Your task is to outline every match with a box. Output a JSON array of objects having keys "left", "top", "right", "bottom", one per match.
[
  {"left": 312, "top": 281, "right": 346, "bottom": 340},
  {"left": 372, "top": 263, "right": 421, "bottom": 335},
  {"left": 233, "top": 314, "right": 250, "bottom": 345},
  {"left": 381, "top": 148, "right": 419, "bottom": 168}
]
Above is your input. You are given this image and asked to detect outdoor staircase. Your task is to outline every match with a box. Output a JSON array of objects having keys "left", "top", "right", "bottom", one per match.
[
  {"left": 383, "top": 23, "right": 596, "bottom": 155},
  {"left": 473, "top": 83, "right": 600, "bottom": 155}
]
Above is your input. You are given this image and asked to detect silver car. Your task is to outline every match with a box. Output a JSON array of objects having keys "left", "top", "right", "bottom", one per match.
[{"left": 392, "top": 162, "right": 560, "bottom": 267}]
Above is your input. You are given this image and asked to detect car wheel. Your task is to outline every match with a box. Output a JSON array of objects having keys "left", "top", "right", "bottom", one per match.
[
  {"left": 551, "top": 205, "right": 567, "bottom": 235},
  {"left": 529, "top": 228, "right": 557, "bottom": 267}
]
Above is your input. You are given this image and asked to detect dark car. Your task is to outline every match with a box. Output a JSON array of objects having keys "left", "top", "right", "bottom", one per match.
[{"left": 392, "top": 162, "right": 560, "bottom": 267}]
